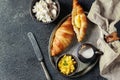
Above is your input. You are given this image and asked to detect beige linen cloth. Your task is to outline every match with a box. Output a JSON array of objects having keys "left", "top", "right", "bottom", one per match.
[{"left": 87, "top": 0, "right": 120, "bottom": 80}]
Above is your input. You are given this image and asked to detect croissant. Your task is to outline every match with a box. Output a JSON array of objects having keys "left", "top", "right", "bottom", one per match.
[
  {"left": 72, "top": 0, "right": 88, "bottom": 42},
  {"left": 51, "top": 17, "right": 74, "bottom": 56}
]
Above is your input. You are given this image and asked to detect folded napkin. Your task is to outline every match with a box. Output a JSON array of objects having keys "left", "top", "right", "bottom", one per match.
[{"left": 87, "top": 0, "right": 120, "bottom": 80}]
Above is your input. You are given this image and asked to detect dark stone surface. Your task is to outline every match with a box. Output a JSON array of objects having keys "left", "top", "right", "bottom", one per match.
[{"left": 0, "top": 0, "right": 108, "bottom": 80}]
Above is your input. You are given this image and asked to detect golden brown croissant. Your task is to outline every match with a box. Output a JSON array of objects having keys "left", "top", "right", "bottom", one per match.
[
  {"left": 51, "top": 17, "right": 74, "bottom": 56},
  {"left": 72, "top": 0, "right": 88, "bottom": 42}
]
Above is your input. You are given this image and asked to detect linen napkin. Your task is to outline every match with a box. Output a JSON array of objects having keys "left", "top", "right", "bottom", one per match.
[{"left": 87, "top": 0, "right": 120, "bottom": 80}]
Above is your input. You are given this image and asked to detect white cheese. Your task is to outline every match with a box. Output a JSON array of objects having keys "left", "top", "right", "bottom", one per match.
[{"left": 32, "top": 0, "right": 58, "bottom": 23}]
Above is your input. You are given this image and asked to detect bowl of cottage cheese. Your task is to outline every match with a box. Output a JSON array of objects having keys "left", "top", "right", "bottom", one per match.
[{"left": 30, "top": 0, "right": 60, "bottom": 24}]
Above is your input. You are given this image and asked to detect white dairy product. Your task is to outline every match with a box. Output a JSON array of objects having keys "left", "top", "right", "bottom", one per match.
[
  {"left": 79, "top": 47, "right": 94, "bottom": 59},
  {"left": 32, "top": 0, "right": 58, "bottom": 23}
]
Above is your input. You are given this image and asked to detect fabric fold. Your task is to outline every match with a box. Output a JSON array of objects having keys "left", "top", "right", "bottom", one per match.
[{"left": 88, "top": 0, "right": 120, "bottom": 80}]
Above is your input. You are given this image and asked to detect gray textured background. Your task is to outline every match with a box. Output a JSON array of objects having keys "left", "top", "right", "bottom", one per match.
[{"left": 0, "top": 0, "right": 111, "bottom": 80}]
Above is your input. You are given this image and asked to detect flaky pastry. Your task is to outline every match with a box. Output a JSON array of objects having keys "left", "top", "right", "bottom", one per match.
[
  {"left": 51, "top": 17, "right": 74, "bottom": 56},
  {"left": 72, "top": 0, "right": 88, "bottom": 42}
]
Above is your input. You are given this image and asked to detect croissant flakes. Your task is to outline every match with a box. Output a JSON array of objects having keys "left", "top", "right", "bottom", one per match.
[
  {"left": 51, "top": 17, "right": 74, "bottom": 56},
  {"left": 72, "top": 0, "right": 88, "bottom": 42}
]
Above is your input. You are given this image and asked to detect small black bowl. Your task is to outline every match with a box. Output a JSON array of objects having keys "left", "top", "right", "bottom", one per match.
[
  {"left": 56, "top": 54, "right": 78, "bottom": 77},
  {"left": 30, "top": 0, "right": 60, "bottom": 24},
  {"left": 77, "top": 43, "right": 103, "bottom": 63}
]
